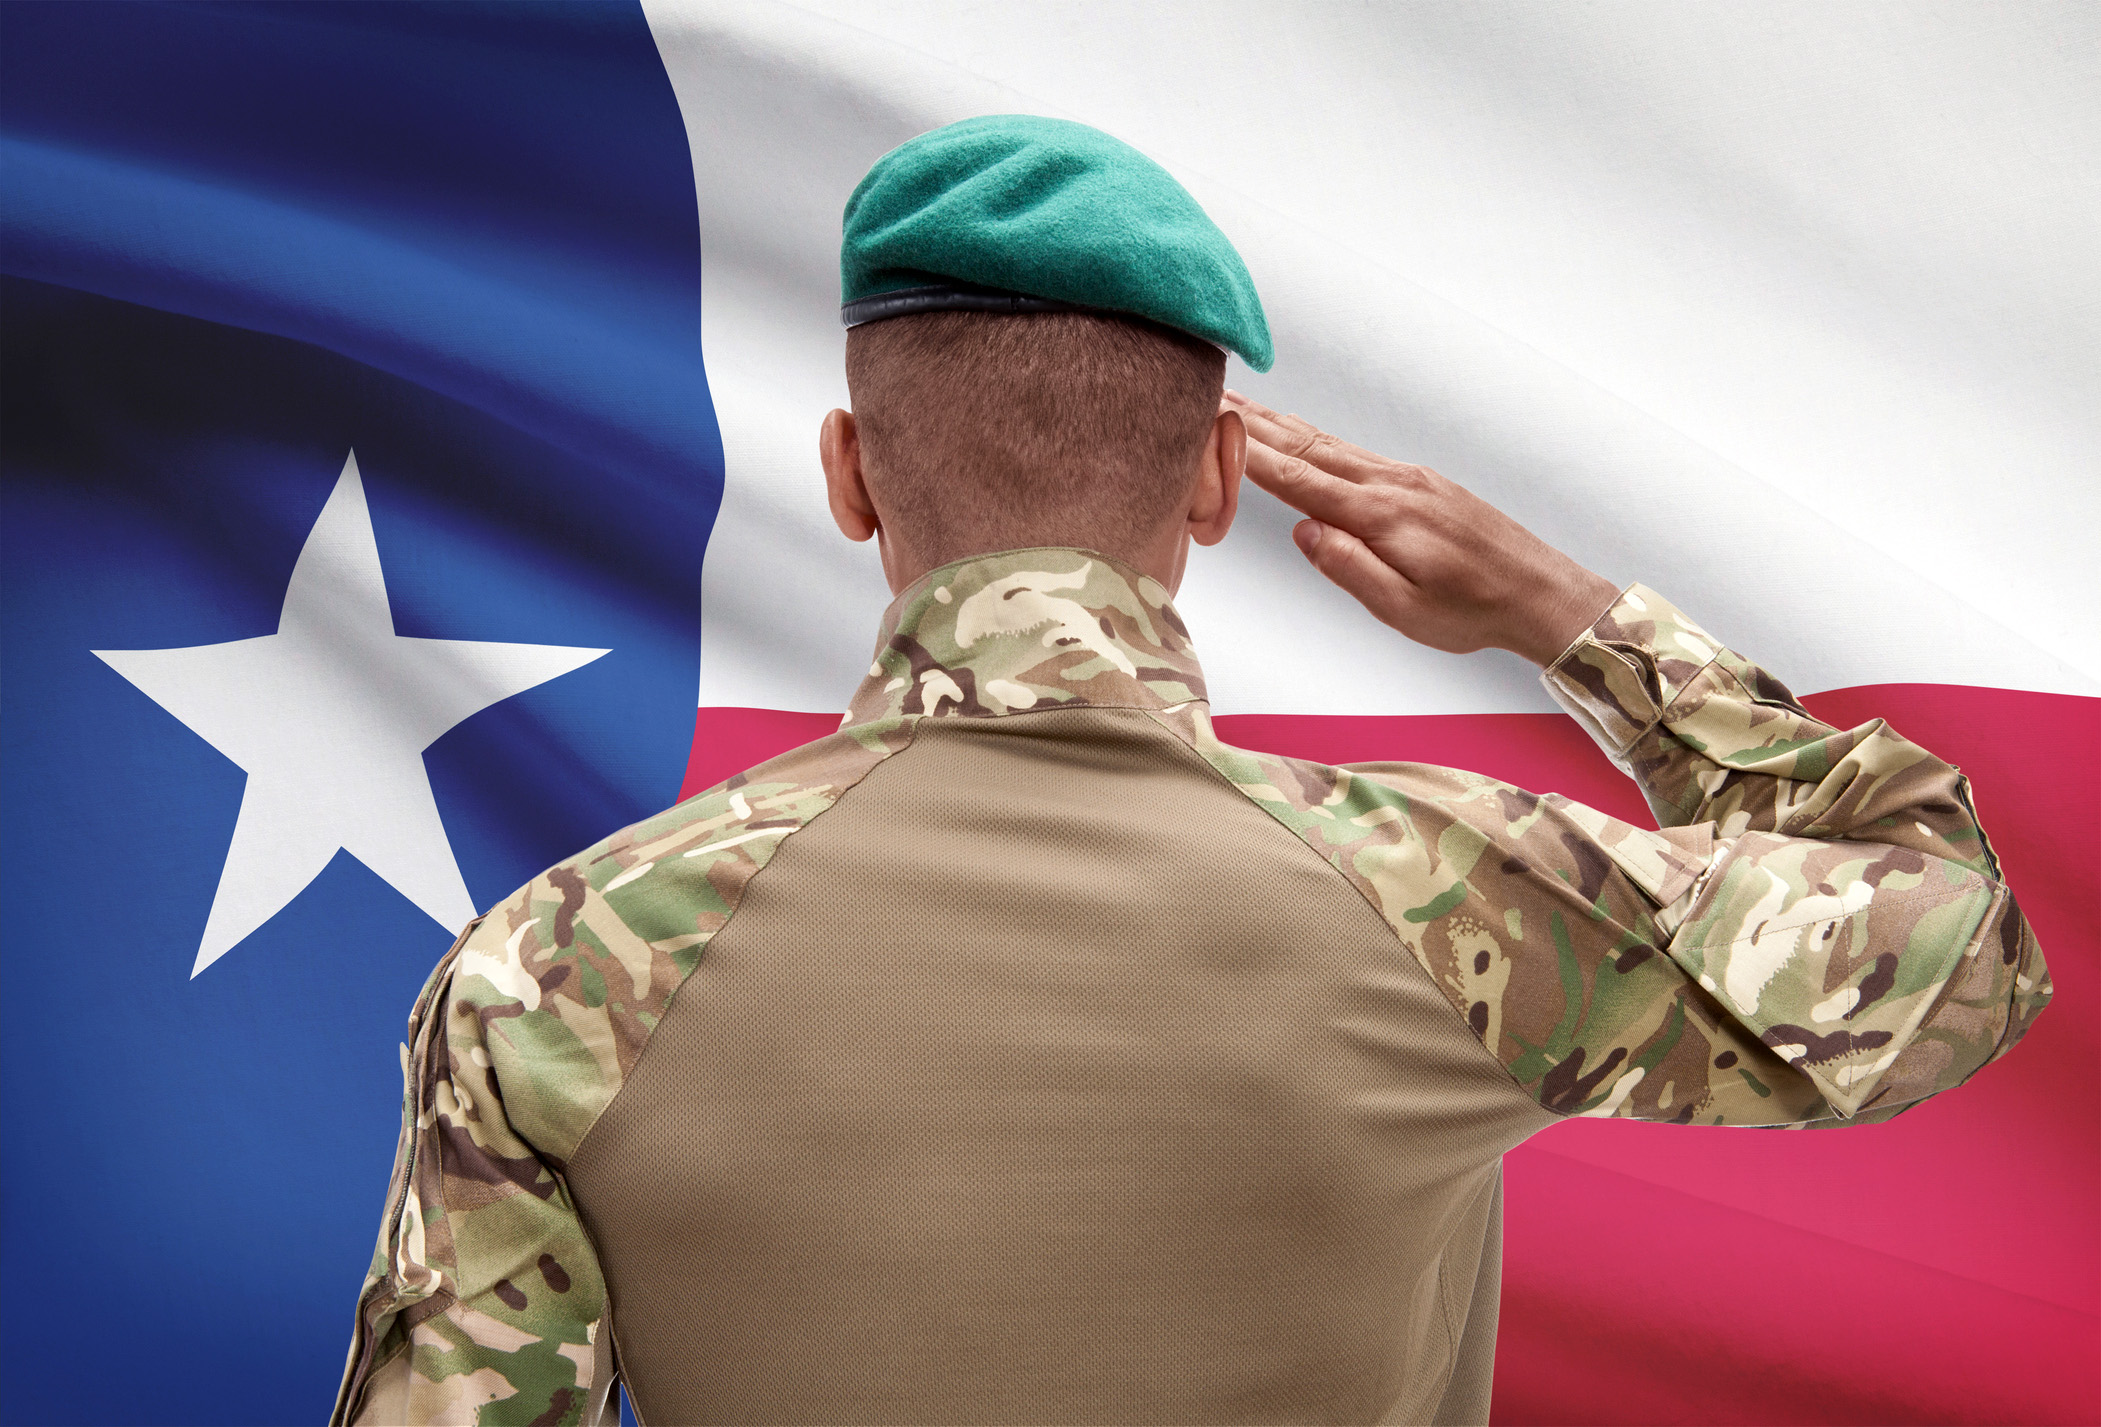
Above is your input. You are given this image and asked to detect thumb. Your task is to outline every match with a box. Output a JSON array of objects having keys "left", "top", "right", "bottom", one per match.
[{"left": 1294, "top": 520, "right": 1415, "bottom": 625}]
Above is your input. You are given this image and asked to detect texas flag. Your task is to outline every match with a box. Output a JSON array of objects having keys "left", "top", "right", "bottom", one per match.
[{"left": 1, "top": 4, "right": 2092, "bottom": 1425}]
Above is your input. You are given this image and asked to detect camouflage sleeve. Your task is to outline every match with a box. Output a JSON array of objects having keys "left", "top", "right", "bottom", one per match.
[
  {"left": 1164, "top": 585, "right": 2051, "bottom": 1126},
  {"left": 331, "top": 920, "right": 615, "bottom": 1427},
  {"left": 333, "top": 731, "right": 904, "bottom": 1424},
  {"left": 1539, "top": 583, "right": 2052, "bottom": 1116}
]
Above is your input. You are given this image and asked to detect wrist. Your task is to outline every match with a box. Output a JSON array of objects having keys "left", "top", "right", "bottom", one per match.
[{"left": 1503, "top": 566, "right": 1619, "bottom": 667}]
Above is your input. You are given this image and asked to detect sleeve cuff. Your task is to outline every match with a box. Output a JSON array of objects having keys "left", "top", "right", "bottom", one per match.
[{"left": 1540, "top": 583, "right": 1727, "bottom": 762}]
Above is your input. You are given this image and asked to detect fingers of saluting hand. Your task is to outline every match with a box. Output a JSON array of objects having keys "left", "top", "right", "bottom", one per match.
[
  {"left": 1223, "top": 399, "right": 1371, "bottom": 528},
  {"left": 1221, "top": 391, "right": 1434, "bottom": 632},
  {"left": 1222, "top": 390, "right": 1425, "bottom": 532},
  {"left": 1240, "top": 438, "right": 1370, "bottom": 528},
  {"left": 1220, "top": 392, "right": 1610, "bottom": 662},
  {"left": 1224, "top": 390, "right": 1393, "bottom": 482}
]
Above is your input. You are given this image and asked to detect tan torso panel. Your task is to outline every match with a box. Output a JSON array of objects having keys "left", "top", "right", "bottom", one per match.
[{"left": 567, "top": 708, "right": 1556, "bottom": 1425}]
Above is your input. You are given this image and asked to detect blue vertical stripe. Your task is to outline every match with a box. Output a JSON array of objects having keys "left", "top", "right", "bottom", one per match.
[{"left": 0, "top": 4, "right": 717, "bottom": 1420}]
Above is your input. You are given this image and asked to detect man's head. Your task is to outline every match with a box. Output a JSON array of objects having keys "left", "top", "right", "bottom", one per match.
[
  {"left": 821, "top": 309, "right": 1245, "bottom": 594},
  {"left": 822, "top": 115, "right": 1268, "bottom": 594}
]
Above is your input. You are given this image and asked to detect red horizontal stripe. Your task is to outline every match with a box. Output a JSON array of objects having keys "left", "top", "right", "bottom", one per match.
[
  {"left": 1498, "top": 1148, "right": 2098, "bottom": 1425},
  {"left": 685, "top": 686, "right": 2099, "bottom": 1424}
]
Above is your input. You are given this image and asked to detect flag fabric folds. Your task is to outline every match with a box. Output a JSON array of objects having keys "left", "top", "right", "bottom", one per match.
[
  {"left": 2, "top": 4, "right": 716, "bottom": 1420},
  {"left": 2, "top": 3, "right": 2094, "bottom": 1425}
]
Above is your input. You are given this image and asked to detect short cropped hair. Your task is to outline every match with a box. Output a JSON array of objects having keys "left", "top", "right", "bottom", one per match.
[{"left": 844, "top": 310, "right": 1227, "bottom": 569}]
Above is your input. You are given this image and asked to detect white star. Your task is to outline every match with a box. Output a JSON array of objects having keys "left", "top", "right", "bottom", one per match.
[{"left": 96, "top": 452, "right": 608, "bottom": 977}]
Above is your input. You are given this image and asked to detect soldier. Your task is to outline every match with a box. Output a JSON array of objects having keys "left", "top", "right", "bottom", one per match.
[{"left": 334, "top": 115, "right": 2051, "bottom": 1426}]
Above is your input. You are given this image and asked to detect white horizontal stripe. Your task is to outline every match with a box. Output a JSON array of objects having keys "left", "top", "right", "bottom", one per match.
[{"left": 645, "top": 0, "right": 2099, "bottom": 712}]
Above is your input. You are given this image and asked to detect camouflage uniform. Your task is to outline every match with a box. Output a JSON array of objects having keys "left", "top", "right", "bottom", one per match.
[{"left": 334, "top": 548, "right": 2050, "bottom": 1426}]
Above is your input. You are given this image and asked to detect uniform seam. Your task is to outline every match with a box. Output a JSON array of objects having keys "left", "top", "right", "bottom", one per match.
[
  {"left": 564, "top": 721, "right": 925, "bottom": 1177},
  {"left": 1978, "top": 885, "right": 2022, "bottom": 1065},
  {"left": 1948, "top": 772, "right": 2005, "bottom": 880},
  {"left": 1136, "top": 708, "right": 1562, "bottom": 1121},
  {"left": 1660, "top": 648, "right": 1739, "bottom": 726},
  {"left": 607, "top": 1315, "right": 646, "bottom": 1427},
  {"left": 898, "top": 697, "right": 1196, "bottom": 725},
  {"left": 553, "top": 1159, "right": 624, "bottom": 1426},
  {"left": 1935, "top": 881, "right": 2019, "bottom": 1075},
  {"left": 1567, "top": 639, "right": 1662, "bottom": 756},
  {"left": 340, "top": 1331, "right": 410, "bottom": 1424},
  {"left": 337, "top": 920, "right": 481, "bottom": 1425}
]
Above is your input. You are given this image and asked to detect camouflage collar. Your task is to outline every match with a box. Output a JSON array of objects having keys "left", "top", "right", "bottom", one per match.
[{"left": 844, "top": 547, "right": 1209, "bottom": 725}]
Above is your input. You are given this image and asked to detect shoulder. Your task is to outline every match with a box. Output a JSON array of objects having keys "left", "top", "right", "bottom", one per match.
[
  {"left": 1163, "top": 706, "right": 1704, "bottom": 929},
  {"left": 440, "top": 722, "right": 913, "bottom": 1156},
  {"left": 1168, "top": 715, "right": 1713, "bottom": 1089},
  {"left": 1157, "top": 707, "right": 1530, "bottom": 894}
]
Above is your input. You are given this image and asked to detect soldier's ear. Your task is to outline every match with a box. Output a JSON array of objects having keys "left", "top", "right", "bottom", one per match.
[
  {"left": 1188, "top": 407, "right": 1245, "bottom": 548},
  {"left": 820, "top": 408, "right": 880, "bottom": 543}
]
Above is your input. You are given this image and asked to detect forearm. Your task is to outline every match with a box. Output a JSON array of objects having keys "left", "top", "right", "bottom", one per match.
[
  {"left": 1543, "top": 585, "right": 2051, "bottom": 1116},
  {"left": 1546, "top": 585, "right": 1996, "bottom": 864}
]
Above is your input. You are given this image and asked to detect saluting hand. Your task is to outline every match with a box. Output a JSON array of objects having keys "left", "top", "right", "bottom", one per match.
[{"left": 1223, "top": 391, "right": 1619, "bottom": 668}]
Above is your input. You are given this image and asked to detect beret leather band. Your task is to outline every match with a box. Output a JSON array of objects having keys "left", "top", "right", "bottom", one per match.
[
  {"left": 841, "top": 282, "right": 1092, "bottom": 327},
  {"left": 840, "top": 282, "right": 1230, "bottom": 357}
]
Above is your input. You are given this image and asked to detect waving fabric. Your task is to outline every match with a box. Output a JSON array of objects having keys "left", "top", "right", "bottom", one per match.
[{"left": 0, "top": 2, "right": 2091, "bottom": 1424}]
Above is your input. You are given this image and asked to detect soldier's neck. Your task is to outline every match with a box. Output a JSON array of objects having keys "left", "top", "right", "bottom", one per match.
[{"left": 875, "top": 522, "right": 1193, "bottom": 598}]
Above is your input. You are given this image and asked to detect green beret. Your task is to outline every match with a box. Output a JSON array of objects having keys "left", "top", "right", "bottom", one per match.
[{"left": 840, "top": 115, "right": 1273, "bottom": 372}]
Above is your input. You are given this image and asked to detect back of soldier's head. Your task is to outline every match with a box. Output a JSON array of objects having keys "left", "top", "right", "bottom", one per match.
[{"left": 845, "top": 309, "right": 1225, "bottom": 567}]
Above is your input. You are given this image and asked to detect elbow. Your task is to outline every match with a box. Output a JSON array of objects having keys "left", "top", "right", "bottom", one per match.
[
  {"left": 1860, "top": 884, "right": 2052, "bottom": 1117},
  {"left": 1795, "top": 880, "right": 2051, "bottom": 1124}
]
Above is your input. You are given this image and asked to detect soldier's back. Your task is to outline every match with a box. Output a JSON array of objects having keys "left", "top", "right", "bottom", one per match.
[{"left": 569, "top": 698, "right": 1548, "bottom": 1425}]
